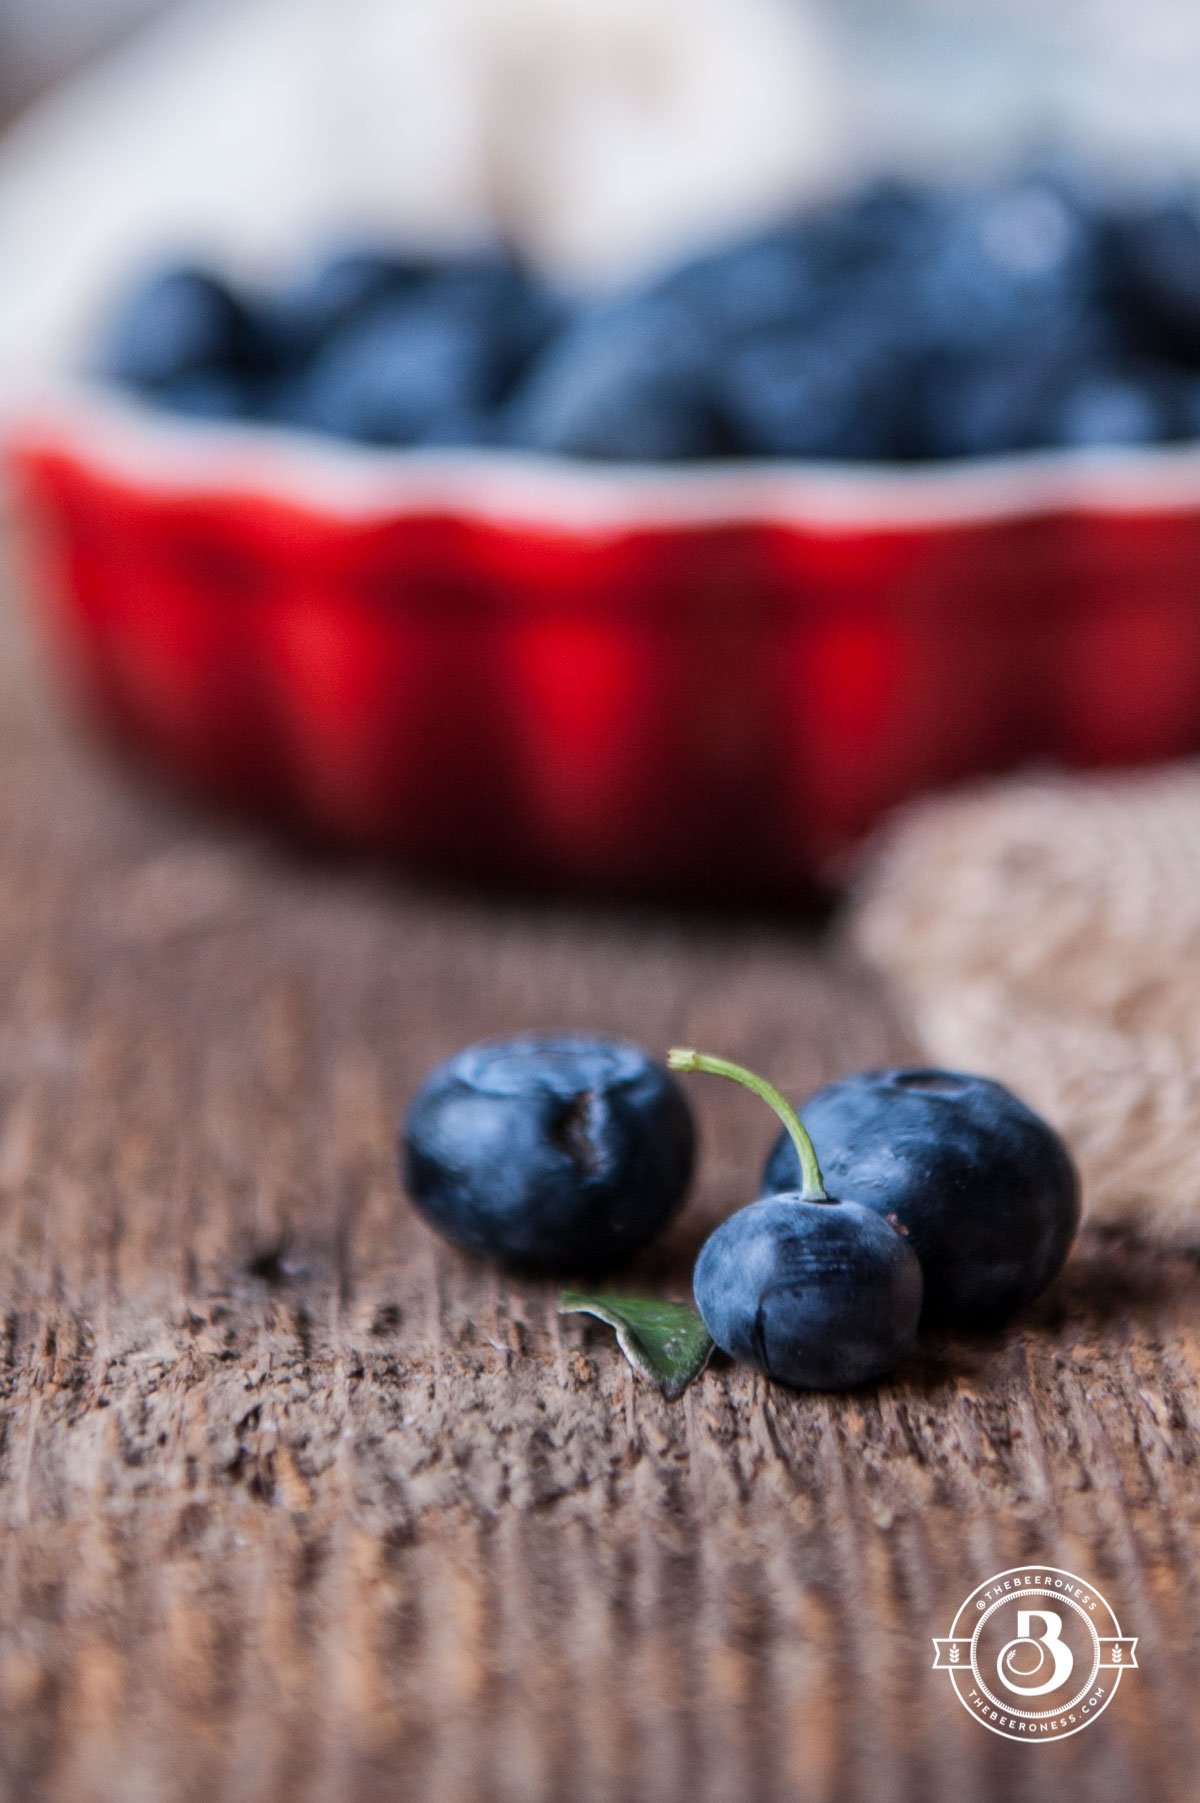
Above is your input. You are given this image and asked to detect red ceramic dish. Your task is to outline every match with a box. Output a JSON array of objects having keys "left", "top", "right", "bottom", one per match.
[{"left": 10, "top": 388, "right": 1200, "bottom": 895}]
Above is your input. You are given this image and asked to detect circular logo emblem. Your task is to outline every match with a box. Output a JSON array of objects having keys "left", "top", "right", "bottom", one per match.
[{"left": 932, "top": 1566, "right": 1137, "bottom": 1742}]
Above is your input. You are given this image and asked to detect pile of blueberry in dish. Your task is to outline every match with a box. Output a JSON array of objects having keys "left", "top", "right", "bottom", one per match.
[
  {"left": 400, "top": 1035, "right": 1080, "bottom": 1395},
  {"left": 99, "top": 168, "right": 1200, "bottom": 464}
]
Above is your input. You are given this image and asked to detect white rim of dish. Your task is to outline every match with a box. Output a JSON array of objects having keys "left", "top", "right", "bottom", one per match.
[{"left": 12, "top": 381, "right": 1200, "bottom": 533}]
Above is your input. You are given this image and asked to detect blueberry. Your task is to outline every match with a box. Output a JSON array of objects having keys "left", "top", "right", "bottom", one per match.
[
  {"left": 1105, "top": 198, "right": 1200, "bottom": 361},
  {"left": 717, "top": 321, "right": 914, "bottom": 461},
  {"left": 154, "top": 372, "right": 253, "bottom": 423},
  {"left": 417, "top": 410, "right": 503, "bottom": 449},
  {"left": 279, "top": 299, "right": 507, "bottom": 446},
  {"left": 693, "top": 1195, "right": 923, "bottom": 1389},
  {"left": 387, "top": 250, "right": 565, "bottom": 383},
  {"left": 761, "top": 1069, "right": 1080, "bottom": 1327},
  {"left": 264, "top": 246, "right": 426, "bottom": 364},
  {"left": 401, "top": 1035, "right": 695, "bottom": 1273},
  {"left": 1172, "top": 377, "right": 1200, "bottom": 442},
  {"left": 671, "top": 1050, "right": 922, "bottom": 1388},
  {"left": 427, "top": 248, "right": 550, "bottom": 325},
  {"left": 99, "top": 266, "right": 260, "bottom": 396},
  {"left": 915, "top": 342, "right": 1095, "bottom": 460},
  {"left": 1052, "top": 368, "right": 1170, "bottom": 449},
  {"left": 913, "top": 175, "right": 1101, "bottom": 360},
  {"left": 803, "top": 180, "right": 953, "bottom": 302},
  {"left": 654, "top": 222, "right": 826, "bottom": 341},
  {"left": 503, "top": 297, "right": 726, "bottom": 461}
]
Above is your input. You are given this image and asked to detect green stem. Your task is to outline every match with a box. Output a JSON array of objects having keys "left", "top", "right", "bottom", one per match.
[{"left": 667, "top": 1048, "right": 827, "bottom": 1202}]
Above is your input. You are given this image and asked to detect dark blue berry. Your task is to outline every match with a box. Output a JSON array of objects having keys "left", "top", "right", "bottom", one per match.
[
  {"left": 1052, "top": 368, "right": 1170, "bottom": 449},
  {"left": 279, "top": 299, "right": 507, "bottom": 446},
  {"left": 1106, "top": 199, "right": 1200, "bottom": 362},
  {"left": 503, "top": 298, "right": 725, "bottom": 461},
  {"left": 100, "top": 266, "right": 260, "bottom": 395},
  {"left": 915, "top": 342, "right": 1090, "bottom": 460},
  {"left": 418, "top": 411, "right": 505, "bottom": 449},
  {"left": 153, "top": 372, "right": 253, "bottom": 423},
  {"left": 653, "top": 222, "right": 826, "bottom": 341},
  {"left": 693, "top": 1193, "right": 923, "bottom": 1389},
  {"left": 264, "top": 247, "right": 426, "bottom": 364},
  {"left": 761, "top": 1069, "right": 1080, "bottom": 1328},
  {"left": 1173, "top": 377, "right": 1200, "bottom": 441},
  {"left": 912, "top": 176, "right": 1101, "bottom": 361},
  {"left": 825, "top": 178, "right": 949, "bottom": 267},
  {"left": 671, "top": 1049, "right": 922, "bottom": 1390},
  {"left": 401, "top": 1035, "right": 695, "bottom": 1274},
  {"left": 412, "top": 251, "right": 566, "bottom": 381},
  {"left": 427, "top": 248, "right": 551, "bottom": 328},
  {"left": 717, "top": 320, "right": 913, "bottom": 460}
]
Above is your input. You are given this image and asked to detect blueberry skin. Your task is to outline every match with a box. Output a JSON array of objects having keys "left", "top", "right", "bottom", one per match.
[
  {"left": 654, "top": 222, "right": 827, "bottom": 341},
  {"left": 402, "top": 1035, "right": 695, "bottom": 1273},
  {"left": 503, "top": 298, "right": 725, "bottom": 462},
  {"left": 910, "top": 176, "right": 1102, "bottom": 362},
  {"left": 100, "top": 267, "right": 260, "bottom": 396},
  {"left": 264, "top": 247, "right": 426, "bottom": 364},
  {"left": 153, "top": 372, "right": 253, "bottom": 423},
  {"left": 1105, "top": 200, "right": 1200, "bottom": 361},
  {"left": 822, "top": 177, "right": 950, "bottom": 271},
  {"left": 281, "top": 299, "right": 506, "bottom": 446},
  {"left": 718, "top": 320, "right": 914, "bottom": 461},
  {"left": 693, "top": 1194, "right": 923, "bottom": 1389},
  {"left": 258, "top": 244, "right": 559, "bottom": 386},
  {"left": 916, "top": 341, "right": 1180, "bottom": 460},
  {"left": 1052, "top": 368, "right": 1171, "bottom": 449},
  {"left": 761, "top": 1070, "right": 1080, "bottom": 1327},
  {"left": 915, "top": 349, "right": 1063, "bottom": 459}
]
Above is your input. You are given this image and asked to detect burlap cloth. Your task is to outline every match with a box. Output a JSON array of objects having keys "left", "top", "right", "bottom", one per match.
[{"left": 846, "top": 760, "right": 1200, "bottom": 1249}]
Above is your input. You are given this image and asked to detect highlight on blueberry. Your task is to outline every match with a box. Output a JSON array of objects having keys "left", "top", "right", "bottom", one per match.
[
  {"left": 401, "top": 1034, "right": 695, "bottom": 1274},
  {"left": 669, "top": 1050, "right": 923, "bottom": 1391},
  {"left": 760, "top": 1068, "right": 1080, "bottom": 1328}
]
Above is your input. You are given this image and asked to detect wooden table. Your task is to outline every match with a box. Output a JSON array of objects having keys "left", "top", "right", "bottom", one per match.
[{"left": 0, "top": 575, "right": 1195, "bottom": 1803}]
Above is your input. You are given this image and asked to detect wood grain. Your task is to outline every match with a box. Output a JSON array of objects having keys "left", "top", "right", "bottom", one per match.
[{"left": 0, "top": 574, "right": 1196, "bottom": 1803}]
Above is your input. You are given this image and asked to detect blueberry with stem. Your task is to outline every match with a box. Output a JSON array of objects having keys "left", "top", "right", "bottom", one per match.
[
  {"left": 669, "top": 1050, "right": 923, "bottom": 1390},
  {"left": 760, "top": 1069, "right": 1080, "bottom": 1328}
]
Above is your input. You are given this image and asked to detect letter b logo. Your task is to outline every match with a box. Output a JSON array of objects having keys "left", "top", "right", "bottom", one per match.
[
  {"left": 934, "top": 1567, "right": 1136, "bottom": 1742},
  {"left": 997, "top": 1609, "right": 1074, "bottom": 1697}
]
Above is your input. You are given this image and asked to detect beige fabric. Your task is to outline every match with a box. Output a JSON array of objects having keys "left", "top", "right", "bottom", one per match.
[{"left": 846, "top": 763, "right": 1200, "bottom": 1247}]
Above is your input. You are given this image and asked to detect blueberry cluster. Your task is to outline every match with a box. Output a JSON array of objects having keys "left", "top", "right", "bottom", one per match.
[
  {"left": 399, "top": 1035, "right": 1079, "bottom": 1391},
  {"left": 99, "top": 171, "right": 1200, "bottom": 463},
  {"left": 678, "top": 1052, "right": 1080, "bottom": 1389}
]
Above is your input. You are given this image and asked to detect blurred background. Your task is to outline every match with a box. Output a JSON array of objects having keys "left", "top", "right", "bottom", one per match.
[
  {"left": 8, "top": 0, "right": 1200, "bottom": 895},
  {"left": 5, "top": 0, "right": 1200, "bottom": 380},
  {"left": 0, "top": 0, "right": 169, "bottom": 122}
]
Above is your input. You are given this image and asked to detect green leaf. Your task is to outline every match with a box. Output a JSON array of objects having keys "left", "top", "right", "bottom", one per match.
[{"left": 558, "top": 1292, "right": 714, "bottom": 1400}]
